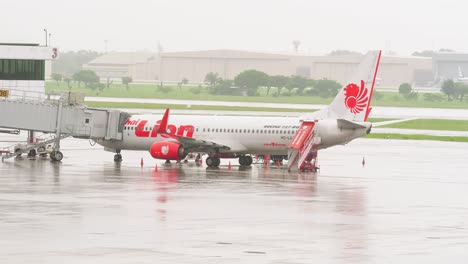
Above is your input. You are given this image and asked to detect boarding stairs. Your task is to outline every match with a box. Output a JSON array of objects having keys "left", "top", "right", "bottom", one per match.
[
  {"left": 1, "top": 133, "right": 70, "bottom": 161},
  {"left": 288, "top": 121, "right": 321, "bottom": 172}
]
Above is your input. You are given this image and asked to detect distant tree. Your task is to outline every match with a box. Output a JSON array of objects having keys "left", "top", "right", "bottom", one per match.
[
  {"left": 52, "top": 50, "right": 101, "bottom": 76},
  {"left": 106, "top": 77, "right": 113, "bottom": 89},
  {"left": 205, "top": 72, "right": 221, "bottom": 87},
  {"left": 306, "top": 79, "right": 316, "bottom": 88},
  {"left": 441, "top": 79, "right": 456, "bottom": 100},
  {"left": 438, "top": 48, "right": 455, "bottom": 52},
  {"left": 398, "top": 83, "right": 412, "bottom": 95},
  {"left": 268, "top": 75, "right": 289, "bottom": 95},
  {"left": 64, "top": 77, "right": 72, "bottom": 89},
  {"left": 73, "top": 70, "right": 99, "bottom": 88},
  {"left": 412, "top": 49, "right": 455, "bottom": 57},
  {"left": 412, "top": 50, "right": 434, "bottom": 57},
  {"left": 302, "top": 79, "right": 316, "bottom": 96},
  {"left": 292, "top": 40, "right": 301, "bottom": 53},
  {"left": 72, "top": 72, "right": 82, "bottom": 87},
  {"left": 51, "top": 73, "right": 63, "bottom": 86},
  {"left": 327, "top": 50, "right": 362, "bottom": 56},
  {"left": 216, "top": 79, "right": 236, "bottom": 95},
  {"left": 122, "top": 76, "right": 133, "bottom": 90},
  {"left": 455, "top": 82, "right": 468, "bottom": 101},
  {"left": 287, "top": 75, "right": 308, "bottom": 95},
  {"left": 234, "top": 70, "right": 269, "bottom": 96},
  {"left": 314, "top": 79, "right": 342, "bottom": 98}
]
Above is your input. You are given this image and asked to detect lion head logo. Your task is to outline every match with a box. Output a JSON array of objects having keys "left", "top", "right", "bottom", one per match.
[
  {"left": 344, "top": 80, "right": 369, "bottom": 114},
  {"left": 161, "top": 145, "right": 169, "bottom": 155}
]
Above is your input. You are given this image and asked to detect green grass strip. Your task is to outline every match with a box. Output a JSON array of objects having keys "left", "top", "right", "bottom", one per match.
[
  {"left": 368, "top": 118, "right": 396, "bottom": 123},
  {"left": 366, "top": 133, "right": 468, "bottom": 142},
  {"left": 381, "top": 119, "right": 468, "bottom": 131}
]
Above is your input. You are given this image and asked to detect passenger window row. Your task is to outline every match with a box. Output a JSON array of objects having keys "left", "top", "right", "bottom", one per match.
[
  {"left": 123, "top": 126, "right": 296, "bottom": 135},
  {"left": 197, "top": 128, "right": 295, "bottom": 134}
]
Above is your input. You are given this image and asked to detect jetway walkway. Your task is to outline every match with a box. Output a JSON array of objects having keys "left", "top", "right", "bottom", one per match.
[{"left": 0, "top": 90, "right": 130, "bottom": 161}]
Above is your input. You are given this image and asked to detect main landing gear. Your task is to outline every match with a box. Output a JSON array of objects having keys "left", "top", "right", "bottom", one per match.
[
  {"left": 205, "top": 155, "right": 253, "bottom": 168},
  {"left": 238, "top": 155, "right": 253, "bottom": 166},
  {"left": 206, "top": 156, "right": 221, "bottom": 168}
]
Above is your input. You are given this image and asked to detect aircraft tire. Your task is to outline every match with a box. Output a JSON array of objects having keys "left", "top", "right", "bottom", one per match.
[
  {"left": 206, "top": 157, "right": 215, "bottom": 167},
  {"left": 239, "top": 156, "right": 246, "bottom": 166},
  {"left": 28, "top": 149, "right": 37, "bottom": 157},
  {"left": 245, "top": 156, "right": 253, "bottom": 166},
  {"left": 114, "top": 154, "right": 122, "bottom": 162},
  {"left": 53, "top": 151, "right": 63, "bottom": 162}
]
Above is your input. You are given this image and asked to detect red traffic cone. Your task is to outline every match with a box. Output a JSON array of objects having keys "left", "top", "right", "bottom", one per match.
[{"left": 154, "top": 163, "right": 158, "bottom": 172}]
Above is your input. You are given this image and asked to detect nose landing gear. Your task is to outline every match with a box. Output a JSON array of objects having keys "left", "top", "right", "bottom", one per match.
[{"left": 114, "top": 150, "right": 122, "bottom": 162}]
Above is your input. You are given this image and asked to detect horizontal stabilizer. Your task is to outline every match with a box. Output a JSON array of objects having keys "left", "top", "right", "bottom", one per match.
[
  {"left": 337, "top": 119, "right": 367, "bottom": 129},
  {"left": 372, "top": 118, "right": 417, "bottom": 127}
]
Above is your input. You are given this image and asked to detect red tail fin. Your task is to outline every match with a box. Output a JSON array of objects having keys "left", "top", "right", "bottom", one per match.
[{"left": 364, "top": 50, "right": 382, "bottom": 121}]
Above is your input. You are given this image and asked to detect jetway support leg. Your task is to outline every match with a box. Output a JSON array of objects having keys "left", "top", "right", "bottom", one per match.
[
  {"left": 51, "top": 101, "right": 64, "bottom": 162},
  {"left": 27, "top": 130, "right": 37, "bottom": 157}
]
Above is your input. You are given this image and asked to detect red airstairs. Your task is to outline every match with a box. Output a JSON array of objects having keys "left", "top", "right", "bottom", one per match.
[{"left": 288, "top": 121, "right": 321, "bottom": 172}]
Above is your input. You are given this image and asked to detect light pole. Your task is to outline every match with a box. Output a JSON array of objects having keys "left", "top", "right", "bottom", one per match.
[{"left": 44, "top": 28, "right": 48, "bottom": 46}]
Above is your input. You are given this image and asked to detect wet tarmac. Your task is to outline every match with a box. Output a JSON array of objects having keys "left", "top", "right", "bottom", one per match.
[{"left": 1, "top": 137, "right": 468, "bottom": 263}]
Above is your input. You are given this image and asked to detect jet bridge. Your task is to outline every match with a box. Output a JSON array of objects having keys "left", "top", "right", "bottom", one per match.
[{"left": 0, "top": 90, "right": 130, "bottom": 161}]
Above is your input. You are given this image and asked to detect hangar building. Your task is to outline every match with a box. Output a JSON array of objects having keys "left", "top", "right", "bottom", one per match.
[{"left": 83, "top": 49, "right": 433, "bottom": 88}]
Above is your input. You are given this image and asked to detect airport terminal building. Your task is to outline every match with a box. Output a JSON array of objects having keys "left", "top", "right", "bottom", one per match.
[
  {"left": 0, "top": 43, "right": 57, "bottom": 98},
  {"left": 83, "top": 50, "right": 435, "bottom": 88}
]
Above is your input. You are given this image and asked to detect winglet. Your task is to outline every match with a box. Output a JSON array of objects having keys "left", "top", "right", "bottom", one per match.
[{"left": 158, "top": 108, "right": 170, "bottom": 133}]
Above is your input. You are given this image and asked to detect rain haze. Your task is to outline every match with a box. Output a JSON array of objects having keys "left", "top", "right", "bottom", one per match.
[
  {"left": 2, "top": 0, "right": 467, "bottom": 54},
  {"left": 3, "top": 0, "right": 468, "bottom": 263}
]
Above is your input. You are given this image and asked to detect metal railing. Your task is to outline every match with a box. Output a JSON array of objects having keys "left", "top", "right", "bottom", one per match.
[{"left": 0, "top": 88, "right": 47, "bottom": 102}]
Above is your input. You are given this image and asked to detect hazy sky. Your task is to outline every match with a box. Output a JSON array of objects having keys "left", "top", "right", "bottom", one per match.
[{"left": 2, "top": 0, "right": 466, "bottom": 55}]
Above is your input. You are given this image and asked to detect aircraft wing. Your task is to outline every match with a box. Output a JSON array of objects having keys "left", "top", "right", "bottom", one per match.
[{"left": 168, "top": 135, "right": 231, "bottom": 153}]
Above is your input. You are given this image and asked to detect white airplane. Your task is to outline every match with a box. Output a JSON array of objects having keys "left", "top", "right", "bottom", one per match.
[{"left": 97, "top": 50, "right": 382, "bottom": 169}]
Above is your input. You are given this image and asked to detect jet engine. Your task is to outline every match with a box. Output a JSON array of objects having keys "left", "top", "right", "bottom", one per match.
[{"left": 150, "top": 141, "right": 187, "bottom": 160}]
